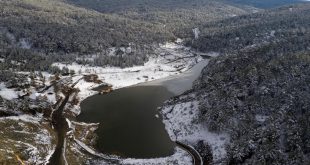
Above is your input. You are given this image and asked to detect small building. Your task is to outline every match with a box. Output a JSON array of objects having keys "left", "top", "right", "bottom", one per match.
[{"left": 99, "top": 85, "right": 113, "bottom": 95}]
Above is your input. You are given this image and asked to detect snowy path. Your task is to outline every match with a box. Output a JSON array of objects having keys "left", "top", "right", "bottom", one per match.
[{"left": 176, "top": 141, "right": 203, "bottom": 165}]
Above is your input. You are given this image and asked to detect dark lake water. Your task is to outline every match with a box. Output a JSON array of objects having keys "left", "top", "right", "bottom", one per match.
[
  {"left": 77, "top": 86, "right": 175, "bottom": 158},
  {"left": 77, "top": 60, "right": 209, "bottom": 158}
]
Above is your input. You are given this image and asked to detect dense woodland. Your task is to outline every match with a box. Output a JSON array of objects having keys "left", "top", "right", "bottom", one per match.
[
  {"left": 190, "top": 4, "right": 310, "bottom": 54},
  {"left": 0, "top": 0, "right": 174, "bottom": 71},
  {"left": 66, "top": 0, "right": 255, "bottom": 38},
  {"left": 224, "top": 0, "right": 302, "bottom": 8},
  {"left": 0, "top": 0, "right": 255, "bottom": 71},
  {"left": 186, "top": 4, "right": 310, "bottom": 164},
  {"left": 194, "top": 50, "right": 310, "bottom": 164},
  {"left": 0, "top": 0, "right": 310, "bottom": 164},
  {"left": 0, "top": 0, "right": 174, "bottom": 52}
]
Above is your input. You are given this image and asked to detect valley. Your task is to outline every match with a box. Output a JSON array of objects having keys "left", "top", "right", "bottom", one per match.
[
  {"left": 0, "top": 0, "right": 310, "bottom": 165},
  {"left": 0, "top": 40, "right": 213, "bottom": 164}
]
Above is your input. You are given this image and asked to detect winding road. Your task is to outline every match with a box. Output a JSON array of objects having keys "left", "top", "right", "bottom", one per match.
[{"left": 176, "top": 141, "right": 204, "bottom": 165}]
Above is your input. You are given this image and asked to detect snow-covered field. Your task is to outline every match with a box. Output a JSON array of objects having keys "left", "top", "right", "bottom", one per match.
[
  {"left": 0, "top": 115, "right": 56, "bottom": 164},
  {"left": 52, "top": 42, "right": 203, "bottom": 114},
  {"left": 0, "top": 71, "right": 58, "bottom": 104},
  {"left": 0, "top": 83, "right": 18, "bottom": 100},
  {"left": 58, "top": 42, "right": 210, "bottom": 164},
  {"left": 0, "top": 42, "right": 218, "bottom": 164},
  {"left": 121, "top": 148, "right": 192, "bottom": 165},
  {"left": 55, "top": 43, "right": 200, "bottom": 88},
  {"left": 141, "top": 60, "right": 210, "bottom": 95},
  {"left": 0, "top": 42, "right": 203, "bottom": 107},
  {"left": 161, "top": 94, "right": 229, "bottom": 163},
  {"left": 52, "top": 42, "right": 223, "bottom": 164}
]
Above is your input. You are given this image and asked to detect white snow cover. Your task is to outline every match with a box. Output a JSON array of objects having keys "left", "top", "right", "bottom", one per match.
[
  {"left": 0, "top": 71, "right": 57, "bottom": 104},
  {"left": 72, "top": 77, "right": 97, "bottom": 101},
  {"left": 0, "top": 114, "right": 41, "bottom": 123},
  {"left": 30, "top": 86, "right": 57, "bottom": 104},
  {"left": 255, "top": 115, "right": 268, "bottom": 122},
  {"left": 161, "top": 98, "right": 229, "bottom": 162},
  {"left": 44, "top": 149, "right": 56, "bottom": 165},
  {"left": 0, "top": 83, "right": 18, "bottom": 100},
  {"left": 53, "top": 42, "right": 203, "bottom": 115},
  {"left": 121, "top": 148, "right": 192, "bottom": 165},
  {"left": 19, "top": 38, "right": 32, "bottom": 49},
  {"left": 0, "top": 115, "right": 56, "bottom": 165},
  {"left": 53, "top": 42, "right": 202, "bottom": 91},
  {"left": 193, "top": 28, "right": 200, "bottom": 39},
  {"left": 74, "top": 139, "right": 104, "bottom": 157},
  {"left": 55, "top": 43, "right": 221, "bottom": 164},
  {"left": 54, "top": 57, "right": 188, "bottom": 90},
  {"left": 141, "top": 60, "right": 210, "bottom": 95},
  {"left": 35, "top": 129, "right": 52, "bottom": 145}
]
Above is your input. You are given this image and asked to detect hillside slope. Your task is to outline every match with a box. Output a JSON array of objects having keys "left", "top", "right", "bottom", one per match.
[
  {"left": 190, "top": 4, "right": 310, "bottom": 54},
  {"left": 0, "top": 0, "right": 176, "bottom": 71},
  {"left": 0, "top": 0, "right": 256, "bottom": 71},
  {"left": 224, "top": 0, "right": 304, "bottom": 8},
  {"left": 0, "top": 0, "right": 173, "bottom": 54},
  {"left": 65, "top": 0, "right": 257, "bottom": 38},
  {"left": 161, "top": 4, "right": 310, "bottom": 164}
]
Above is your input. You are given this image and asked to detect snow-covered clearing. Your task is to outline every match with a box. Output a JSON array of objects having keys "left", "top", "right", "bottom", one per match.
[
  {"left": 255, "top": 115, "right": 268, "bottom": 122},
  {"left": 0, "top": 83, "right": 18, "bottom": 100},
  {"left": 57, "top": 43, "right": 222, "bottom": 164},
  {"left": 55, "top": 42, "right": 213, "bottom": 164},
  {"left": 121, "top": 148, "right": 192, "bottom": 165},
  {"left": 53, "top": 42, "right": 202, "bottom": 102},
  {"left": 74, "top": 139, "right": 108, "bottom": 158},
  {"left": 161, "top": 95, "right": 229, "bottom": 163},
  {"left": 0, "top": 114, "right": 41, "bottom": 123},
  {"left": 49, "top": 42, "right": 205, "bottom": 118},
  {"left": 141, "top": 59, "right": 209, "bottom": 95},
  {"left": 0, "top": 115, "right": 56, "bottom": 165},
  {"left": 0, "top": 42, "right": 220, "bottom": 164},
  {"left": 0, "top": 71, "right": 58, "bottom": 105}
]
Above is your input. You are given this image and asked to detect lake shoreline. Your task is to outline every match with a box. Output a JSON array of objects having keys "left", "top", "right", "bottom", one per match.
[
  {"left": 73, "top": 59, "right": 211, "bottom": 162},
  {"left": 61, "top": 44, "right": 216, "bottom": 164}
]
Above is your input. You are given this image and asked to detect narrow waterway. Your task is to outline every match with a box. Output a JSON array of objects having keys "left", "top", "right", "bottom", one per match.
[
  {"left": 47, "top": 79, "right": 82, "bottom": 165},
  {"left": 77, "top": 60, "right": 209, "bottom": 158}
]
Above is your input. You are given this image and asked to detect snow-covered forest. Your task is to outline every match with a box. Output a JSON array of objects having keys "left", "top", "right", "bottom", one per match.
[{"left": 0, "top": 0, "right": 309, "bottom": 164}]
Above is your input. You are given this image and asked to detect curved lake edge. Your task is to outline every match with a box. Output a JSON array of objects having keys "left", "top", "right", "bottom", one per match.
[
  {"left": 137, "top": 60, "right": 209, "bottom": 95},
  {"left": 76, "top": 59, "right": 210, "bottom": 159}
]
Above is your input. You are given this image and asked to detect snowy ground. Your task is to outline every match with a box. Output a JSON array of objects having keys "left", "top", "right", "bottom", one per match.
[
  {"left": 0, "top": 71, "right": 58, "bottom": 104},
  {"left": 161, "top": 93, "right": 229, "bottom": 163},
  {"left": 0, "top": 115, "right": 56, "bottom": 164},
  {"left": 55, "top": 43, "right": 223, "bottom": 164},
  {"left": 0, "top": 42, "right": 203, "bottom": 106},
  {"left": 0, "top": 42, "right": 218, "bottom": 164},
  {"left": 141, "top": 60, "right": 210, "bottom": 95},
  {"left": 54, "top": 43, "right": 201, "bottom": 91},
  {"left": 57, "top": 43, "right": 209, "bottom": 164},
  {"left": 0, "top": 83, "right": 18, "bottom": 100},
  {"left": 52, "top": 42, "right": 203, "bottom": 115},
  {"left": 120, "top": 148, "right": 192, "bottom": 165}
]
